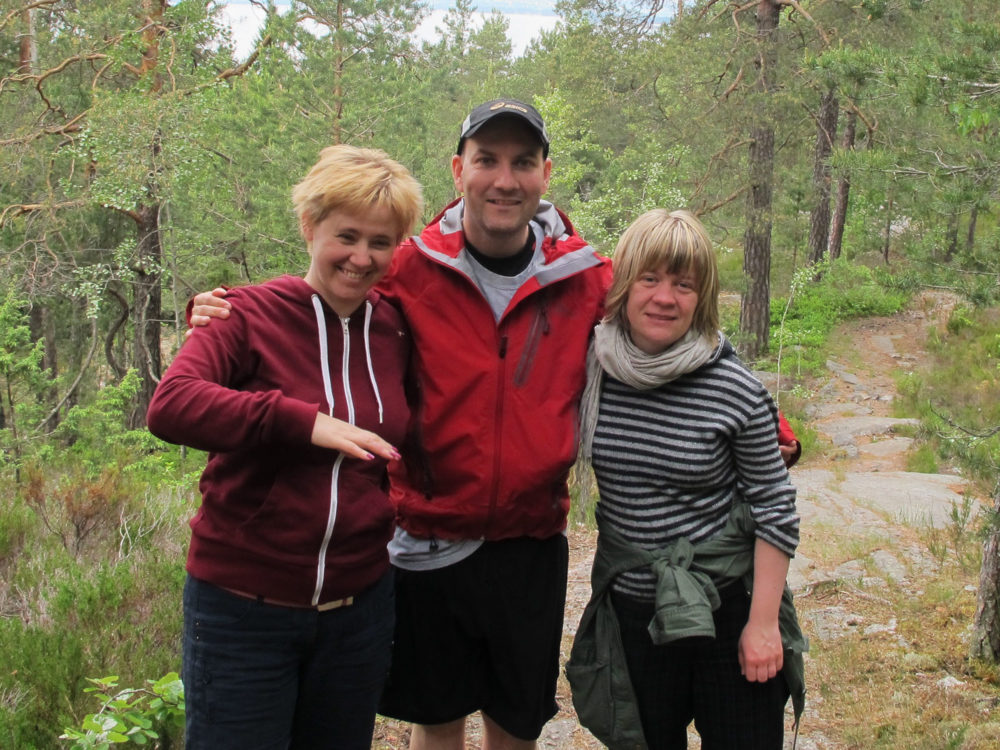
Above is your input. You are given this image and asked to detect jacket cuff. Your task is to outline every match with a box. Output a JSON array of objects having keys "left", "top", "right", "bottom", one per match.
[{"left": 273, "top": 398, "right": 321, "bottom": 445}]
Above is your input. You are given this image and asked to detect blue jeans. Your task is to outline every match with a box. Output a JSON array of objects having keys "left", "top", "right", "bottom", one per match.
[{"left": 182, "top": 571, "right": 394, "bottom": 750}]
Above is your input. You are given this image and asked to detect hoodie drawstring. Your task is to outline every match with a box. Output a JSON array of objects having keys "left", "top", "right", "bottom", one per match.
[
  {"left": 362, "top": 301, "right": 385, "bottom": 424},
  {"left": 311, "top": 295, "right": 336, "bottom": 414}
]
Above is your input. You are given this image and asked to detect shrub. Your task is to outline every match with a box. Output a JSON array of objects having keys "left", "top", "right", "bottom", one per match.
[
  {"left": 768, "top": 260, "right": 909, "bottom": 374},
  {"left": 897, "top": 305, "right": 1000, "bottom": 493},
  {"left": 1, "top": 361, "right": 197, "bottom": 748},
  {"left": 59, "top": 673, "right": 184, "bottom": 749}
]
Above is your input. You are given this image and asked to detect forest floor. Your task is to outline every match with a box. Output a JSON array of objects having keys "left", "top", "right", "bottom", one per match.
[{"left": 375, "top": 290, "right": 997, "bottom": 749}]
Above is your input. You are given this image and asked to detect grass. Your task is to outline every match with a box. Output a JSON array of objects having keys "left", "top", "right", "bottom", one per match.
[
  {"left": 795, "top": 551, "right": 999, "bottom": 748},
  {"left": 895, "top": 305, "right": 1000, "bottom": 496}
]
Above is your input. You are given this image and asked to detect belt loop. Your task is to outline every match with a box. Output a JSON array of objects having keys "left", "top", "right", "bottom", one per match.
[{"left": 317, "top": 596, "right": 354, "bottom": 612}]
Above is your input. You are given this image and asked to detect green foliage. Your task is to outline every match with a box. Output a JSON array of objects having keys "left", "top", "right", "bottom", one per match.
[
  {"left": 769, "top": 261, "right": 909, "bottom": 374},
  {"left": 566, "top": 149, "right": 688, "bottom": 255},
  {"left": 906, "top": 443, "right": 940, "bottom": 474},
  {"left": 0, "top": 489, "right": 189, "bottom": 748},
  {"left": 946, "top": 304, "right": 975, "bottom": 335},
  {"left": 0, "top": 289, "right": 53, "bottom": 454},
  {"left": 715, "top": 243, "right": 745, "bottom": 296},
  {"left": 0, "top": 358, "right": 195, "bottom": 747},
  {"left": 0, "top": 291, "right": 47, "bottom": 390},
  {"left": 59, "top": 674, "right": 184, "bottom": 749},
  {"left": 896, "top": 304, "right": 1000, "bottom": 491}
]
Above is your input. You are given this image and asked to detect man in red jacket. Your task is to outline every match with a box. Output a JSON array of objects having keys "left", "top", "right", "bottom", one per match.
[{"left": 376, "top": 101, "right": 612, "bottom": 750}]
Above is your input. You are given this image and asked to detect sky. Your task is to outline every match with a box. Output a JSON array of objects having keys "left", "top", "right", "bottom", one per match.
[{"left": 220, "top": 1, "right": 562, "bottom": 60}]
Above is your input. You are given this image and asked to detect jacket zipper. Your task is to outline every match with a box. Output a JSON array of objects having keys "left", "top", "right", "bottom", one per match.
[
  {"left": 513, "top": 296, "right": 550, "bottom": 387},
  {"left": 312, "top": 316, "right": 354, "bottom": 606},
  {"left": 485, "top": 333, "right": 508, "bottom": 534}
]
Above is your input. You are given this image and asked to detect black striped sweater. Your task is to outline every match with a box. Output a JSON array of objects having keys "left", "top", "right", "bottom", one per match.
[{"left": 591, "top": 338, "right": 799, "bottom": 601}]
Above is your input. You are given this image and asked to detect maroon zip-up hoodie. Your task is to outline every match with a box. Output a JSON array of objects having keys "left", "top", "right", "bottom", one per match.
[{"left": 147, "top": 275, "right": 409, "bottom": 604}]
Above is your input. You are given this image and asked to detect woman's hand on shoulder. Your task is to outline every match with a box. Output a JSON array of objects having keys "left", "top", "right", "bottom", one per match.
[
  {"left": 738, "top": 618, "right": 784, "bottom": 683},
  {"left": 311, "top": 413, "right": 401, "bottom": 462}
]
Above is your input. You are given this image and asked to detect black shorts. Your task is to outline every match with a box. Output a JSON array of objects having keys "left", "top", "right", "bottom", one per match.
[{"left": 378, "top": 535, "right": 569, "bottom": 740}]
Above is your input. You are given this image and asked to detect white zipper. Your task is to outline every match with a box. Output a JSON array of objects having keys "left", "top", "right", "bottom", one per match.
[{"left": 310, "top": 302, "right": 356, "bottom": 605}]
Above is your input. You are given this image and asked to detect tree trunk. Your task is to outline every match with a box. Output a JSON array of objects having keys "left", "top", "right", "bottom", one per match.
[
  {"left": 808, "top": 86, "right": 838, "bottom": 269},
  {"left": 882, "top": 193, "right": 893, "bottom": 264},
  {"left": 966, "top": 204, "right": 978, "bottom": 252},
  {"left": 28, "top": 304, "right": 58, "bottom": 379},
  {"left": 971, "top": 487, "right": 1000, "bottom": 662},
  {"left": 29, "top": 303, "right": 59, "bottom": 425},
  {"left": 18, "top": 8, "right": 37, "bottom": 73},
  {"left": 125, "top": 0, "right": 167, "bottom": 428},
  {"left": 740, "top": 0, "right": 780, "bottom": 361},
  {"left": 945, "top": 213, "right": 959, "bottom": 261},
  {"left": 130, "top": 203, "right": 163, "bottom": 428},
  {"left": 333, "top": 0, "right": 345, "bottom": 144},
  {"left": 828, "top": 109, "right": 856, "bottom": 262}
]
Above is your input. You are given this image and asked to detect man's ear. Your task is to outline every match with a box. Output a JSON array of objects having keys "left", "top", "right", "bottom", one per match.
[
  {"left": 451, "top": 153, "right": 464, "bottom": 193},
  {"left": 542, "top": 157, "right": 552, "bottom": 193}
]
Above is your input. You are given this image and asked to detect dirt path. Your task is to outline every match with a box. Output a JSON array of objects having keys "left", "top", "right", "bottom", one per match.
[{"left": 377, "top": 291, "right": 980, "bottom": 749}]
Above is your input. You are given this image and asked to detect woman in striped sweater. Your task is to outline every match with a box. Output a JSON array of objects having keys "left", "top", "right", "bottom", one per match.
[{"left": 573, "top": 209, "right": 803, "bottom": 749}]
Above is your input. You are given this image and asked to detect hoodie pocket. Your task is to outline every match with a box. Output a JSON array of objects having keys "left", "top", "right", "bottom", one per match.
[{"left": 233, "top": 458, "right": 329, "bottom": 561}]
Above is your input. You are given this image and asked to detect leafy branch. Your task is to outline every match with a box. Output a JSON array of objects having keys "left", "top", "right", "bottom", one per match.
[{"left": 59, "top": 673, "right": 184, "bottom": 749}]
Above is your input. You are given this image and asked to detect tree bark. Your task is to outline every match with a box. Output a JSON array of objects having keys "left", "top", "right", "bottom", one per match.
[
  {"left": 105, "top": 285, "right": 130, "bottom": 379},
  {"left": 966, "top": 204, "right": 978, "bottom": 253},
  {"left": 18, "top": 8, "right": 37, "bottom": 73},
  {"left": 740, "top": 0, "right": 780, "bottom": 361},
  {"left": 28, "top": 304, "right": 58, "bottom": 380},
  {"left": 882, "top": 193, "right": 893, "bottom": 264},
  {"left": 828, "top": 109, "right": 856, "bottom": 262},
  {"left": 126, "top": 0, "right": 167, "bottom": 428},
  {"left": 333, "top": 0, "right": 345, "bottom": 144},
  {"left": 945, "top": 213, "right": 959, "bottom": 261},
  {"left": 971, "top": 487, "right": 1000, "bottom": 662},
  {"left": 808, "top": 86, "right": 838, "bottom": 268},
  {"left": 130, "top": 203, "right": 163, "bottom": 428},
  {"left": 29, "top": 303, "right": 59, "bottom": 425}
]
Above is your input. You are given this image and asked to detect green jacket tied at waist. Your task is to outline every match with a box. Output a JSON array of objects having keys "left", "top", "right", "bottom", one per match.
[{"left": 566, "top": 503, "right": 807, "bottom": 750}]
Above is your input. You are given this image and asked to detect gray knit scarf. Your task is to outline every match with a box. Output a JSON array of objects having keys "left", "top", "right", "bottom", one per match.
[{"left": 577, "top": 319, "right": 720, "bottom": 465}]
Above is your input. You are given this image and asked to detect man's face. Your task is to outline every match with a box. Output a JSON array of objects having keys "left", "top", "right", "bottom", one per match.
[{"left": 451, "top": 118, "right": 552, "bottom": 258}]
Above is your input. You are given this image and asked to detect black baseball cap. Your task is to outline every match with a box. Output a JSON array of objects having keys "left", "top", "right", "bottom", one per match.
[{"left": 456, "top": 99, "right": 550, "bottom": 157}]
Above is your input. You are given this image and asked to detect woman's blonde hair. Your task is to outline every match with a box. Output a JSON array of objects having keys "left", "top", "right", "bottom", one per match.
[
  {"left": 604, "top": 209, "right": 720, "bottom": 340},
  {"left": 292, "top": 144, "right": 423, "bottom": 242}
]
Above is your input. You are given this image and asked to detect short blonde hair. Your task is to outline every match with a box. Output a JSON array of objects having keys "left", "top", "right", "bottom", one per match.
[
  {"left": 604, "top": 209, "right": 720, "bottom": 340},
  {"left": 292, "top": 145, "right": 423, "bottom": 241}
]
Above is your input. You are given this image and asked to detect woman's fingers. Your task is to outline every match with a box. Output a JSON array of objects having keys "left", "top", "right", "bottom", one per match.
[{"left": 311, "top": 413, "right": 401, "bottom": 461}]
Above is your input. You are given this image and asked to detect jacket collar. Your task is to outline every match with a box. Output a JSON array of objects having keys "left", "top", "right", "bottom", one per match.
[{"left": 425, "top": 198, "right": 578, "bottom": 260}]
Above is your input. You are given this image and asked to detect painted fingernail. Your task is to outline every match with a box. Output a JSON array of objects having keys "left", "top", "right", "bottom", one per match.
[{"left": 366, "top": 452, "right": 375, "bottom": 460}]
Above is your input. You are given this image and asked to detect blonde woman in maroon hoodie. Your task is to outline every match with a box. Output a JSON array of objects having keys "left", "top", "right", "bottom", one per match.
[{"left": 147, "top": 145, "right": 422, "bottom": 750}]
